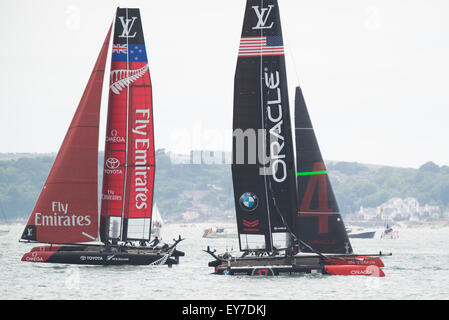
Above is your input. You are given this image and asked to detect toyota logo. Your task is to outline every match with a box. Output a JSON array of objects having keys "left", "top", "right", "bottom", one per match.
[{"left": 106, "top": 158, "right": 120, "bottom": 169}]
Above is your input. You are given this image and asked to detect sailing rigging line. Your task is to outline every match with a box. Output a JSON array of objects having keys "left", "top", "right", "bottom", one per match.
[
  {"left": 266, "top": 178, "right": 298, "bottom": 244},
  {"left": 146, "top": 49, "right": 155, "bottom": 242},
  {"left": 282, "top": 6, "right": 301, "bottom": 211},
  {"left": 282, "top": 16, "right": 301, "bottom": 88},
  {"left": 98, "top": 18, "right": 115, "bottom": 243},
  {"left": 276, "top": 5, "right": 344, "bottom": 262}
]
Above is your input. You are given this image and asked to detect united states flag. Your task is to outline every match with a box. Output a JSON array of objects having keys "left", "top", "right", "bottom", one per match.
[{"left": 238, "top": 36, "right": 284, "bottom": 57}]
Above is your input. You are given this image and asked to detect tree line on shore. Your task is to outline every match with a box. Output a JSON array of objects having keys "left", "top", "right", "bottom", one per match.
[{"left": 0, "top": 152, "right": 448, "bottom": 222}]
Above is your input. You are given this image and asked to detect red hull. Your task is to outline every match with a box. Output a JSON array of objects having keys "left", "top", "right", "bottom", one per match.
[
  {"left": 21, "top": 251, "right": 54, "bottom": 263},
  {"left": 30, "top": 245, "right": 64, "bottom": 252},
  {"left": 324, "top": 265, "right": 385, "bottom": 277},
  {"left": 325, "top": 256, "right": 384, "bottom": 267}
]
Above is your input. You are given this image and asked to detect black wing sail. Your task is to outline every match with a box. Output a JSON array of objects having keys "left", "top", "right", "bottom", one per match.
[
  {"left": 233, "top": 0, "right": 297, "bottom": 252},
  {"left": 294, "top": 86, "right": 353, "bottom": 254}
]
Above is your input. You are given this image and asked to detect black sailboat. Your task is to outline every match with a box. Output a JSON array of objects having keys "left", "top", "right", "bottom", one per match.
[{"left": 205, "top": 0, "right": 389, "bottom": 276}]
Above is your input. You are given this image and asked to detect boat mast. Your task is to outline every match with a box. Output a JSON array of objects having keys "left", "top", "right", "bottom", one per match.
[
  {"left": 119, "top": 7, "right": 131, "bottom": 241},
  {"left": 258, "top": 6, "right": 274, "bottom": 251}
]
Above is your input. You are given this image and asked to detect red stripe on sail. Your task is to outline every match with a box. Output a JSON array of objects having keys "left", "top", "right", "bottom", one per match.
[
  {"left": 21, "top": 24, "right": 113, "bottom": 244},
  {"left": 126, "top": 59, "right": 154, "bottom": 220}
]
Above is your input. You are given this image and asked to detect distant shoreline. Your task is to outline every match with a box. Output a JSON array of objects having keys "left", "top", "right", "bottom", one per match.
[
  {"left": 395, "top": 220, "right": 449, "bottom": 230},
  {"left": 166, "top": 221, "right": 449, "bottom": 230},
  {"left": 3, "top": 218, "right": 448, "bottom": 231}
]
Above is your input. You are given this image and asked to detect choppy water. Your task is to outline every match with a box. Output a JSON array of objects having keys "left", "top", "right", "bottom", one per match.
[{"left": 1, "top": 223, "right": 448, "bottom": 300}]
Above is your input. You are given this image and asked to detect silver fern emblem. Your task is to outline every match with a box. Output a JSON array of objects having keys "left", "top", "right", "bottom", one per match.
[
  {"left": 149, "top": 245, "right": 178, "bottom": 266},
  {"left": 110, "top": 64, "right": 149, "bottom": 94}
]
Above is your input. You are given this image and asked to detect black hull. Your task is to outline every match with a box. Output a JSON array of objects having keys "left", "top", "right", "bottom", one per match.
[
  {"left": 215, "top": 264, "right": 325, "bottom": 276},
  {"left": 22, "top": 238, "right": 185, "bottom": 266},
  {"left": 205, "top": 249, "right": 388, "bottom": 277},
  {"left": 41, "top": 251, "right": 178, "bottom": 266},
  {"left": 210, "top": 259, "right": 385, "bottom": 277}
]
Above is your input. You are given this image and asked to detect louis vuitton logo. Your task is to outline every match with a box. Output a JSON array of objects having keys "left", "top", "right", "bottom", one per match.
[
  {"left": 252, "top": 5, "right": 274, "bottom": 30},
  {"left": 118, "top": 16, "right": 138, "bottom": 38}
]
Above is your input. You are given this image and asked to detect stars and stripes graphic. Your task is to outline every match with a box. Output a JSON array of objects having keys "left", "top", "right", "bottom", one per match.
[
  {"left": 238, "top": 36, "right": 284, "bottom": 57},
  {"left": 112, "top": 44, "right": 128, "bottom": 54}
]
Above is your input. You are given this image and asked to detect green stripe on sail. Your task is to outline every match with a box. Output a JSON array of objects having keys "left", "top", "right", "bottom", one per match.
[{"left": 296, "top": 171, "right": 327, "bottom": 176}]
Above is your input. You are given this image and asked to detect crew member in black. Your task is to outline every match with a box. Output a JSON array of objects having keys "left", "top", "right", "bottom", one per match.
[{"left": 149, "top": 236, "right": 160, "bottom": 247}]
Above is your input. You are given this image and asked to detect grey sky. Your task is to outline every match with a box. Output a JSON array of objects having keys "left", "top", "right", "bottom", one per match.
[{"left": 1, "top": 0, "right": 448, "bottom": 168}]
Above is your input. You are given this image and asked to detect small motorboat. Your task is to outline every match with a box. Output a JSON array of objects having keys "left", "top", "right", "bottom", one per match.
[
  {"left": 346, "top": 227, "right": 377, "bottom": 239},
  {"left": 381, "top": 225, "right": 399, "bottom": 239}
]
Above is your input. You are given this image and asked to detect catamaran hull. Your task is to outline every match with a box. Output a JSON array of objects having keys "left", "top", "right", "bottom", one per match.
[
  {"left": 208, "top": 254, "right": 386, "bottom": 277},
  {"left": 26, "top": 244, "right": 184, "bottom": 261},
  {"left": 22, "top": 241, "right": 185, "bottom": 266},
  {"left": 22, "top": 250, "right": 178, "bottom": 266},
  {"left": 213, "top": 264, "right": 384, "bottom": 277}
]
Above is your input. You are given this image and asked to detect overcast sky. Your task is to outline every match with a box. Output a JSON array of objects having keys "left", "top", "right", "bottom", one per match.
[{"left": 1, "top": 0, "right": 448, "bottom": 168}]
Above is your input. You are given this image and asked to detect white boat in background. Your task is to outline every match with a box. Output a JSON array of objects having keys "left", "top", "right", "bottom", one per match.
[
  {"left": 380, "top": 206, "right": 399, "bottom": 239},
  {"left": 151, "top": 203, "right": 163, "bottom": 239},
  {"left": 202, "top": 226, "right": 237, "bottom": 239},
  {"left": 381, "top": 224, "right": 399, "bottom": 239},
  {"left": 0, "top": 201, "right": 9, "bottom": 235}
]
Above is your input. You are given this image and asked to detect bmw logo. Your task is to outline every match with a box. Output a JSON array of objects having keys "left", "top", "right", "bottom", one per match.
[{"left": 239, "top": 192, "right": 258, "bottom": 212}]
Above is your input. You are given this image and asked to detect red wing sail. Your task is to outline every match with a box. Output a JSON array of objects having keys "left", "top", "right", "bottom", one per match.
[
  {"left": 21, "top": 25, "right": 112, "bottom": 244},
  {"left": 100, "top": 8, "right": 155, "bottom": 242}
]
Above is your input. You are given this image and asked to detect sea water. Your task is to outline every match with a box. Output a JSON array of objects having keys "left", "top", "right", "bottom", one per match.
[{"left": 0, "top": 223, "right": 448, "bottom": 300}]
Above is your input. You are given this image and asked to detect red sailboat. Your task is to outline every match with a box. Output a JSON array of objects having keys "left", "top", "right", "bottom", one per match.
[{"left": 20, "top": 8, "right": 183, "bottom": 266}]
